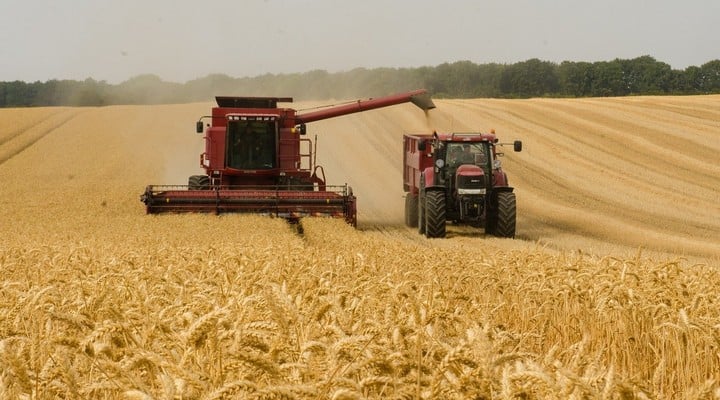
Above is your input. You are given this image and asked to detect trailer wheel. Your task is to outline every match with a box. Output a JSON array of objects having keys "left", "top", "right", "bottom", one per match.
[
  {"left": 188, "top": 175, "right": 210, "bottom": 190},
  {"left": 425, "top": 190, "right": 446, "bottom": 238},
  {"left": 493, "top": 192, "right": 516, "bottom": 238},
  {"left": 485, "top": 201, "right": 497, "bottom": 235},
  {"left": 405, "top": 193, "right": 418, "bottom": 228},
  {"left": 418, "top": 180, "right": 426, "bottom": 235}
]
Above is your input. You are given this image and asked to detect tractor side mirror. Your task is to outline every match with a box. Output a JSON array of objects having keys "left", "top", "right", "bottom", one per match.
[
  {"left": 514, "top": 140, "right": 523, "bottom": 152},
  {"left": 418, "top": 140, "right": 427, "bottom": 151},
  {"left": 196, "top": 121, "right": 204, "bottom": 133}
]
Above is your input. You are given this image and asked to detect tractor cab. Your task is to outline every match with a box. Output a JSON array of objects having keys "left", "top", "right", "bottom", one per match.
[
  {"left": 445, "top": 142, "right": 489, "bottom": 167},
  {"left": 435, "top": 140, "right": 492, "bottom": 221},
  {"left": 433, "top": 138, "right": 493, "bottom": 187}
]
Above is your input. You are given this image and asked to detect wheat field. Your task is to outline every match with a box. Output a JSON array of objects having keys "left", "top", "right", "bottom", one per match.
[{"left": 1, "top": 96, "right": 719, "bottom": 399}]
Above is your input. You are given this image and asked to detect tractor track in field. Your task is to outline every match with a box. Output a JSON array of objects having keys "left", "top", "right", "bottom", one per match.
[
  {"left": 0, "top": 110, "right": 83, "bottom": 167},
  {"left": 0, "top": 111, "right": 66, "bottom": 146}
]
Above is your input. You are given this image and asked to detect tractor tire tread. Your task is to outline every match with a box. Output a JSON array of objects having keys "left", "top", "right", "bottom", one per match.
[
  {"left": 425, "top": 191, "right": 446, "bottom": 238},
  {"left": 494, "top": 191, "right": 516, "bottom": 238},
  {"left": 188, "top": 175, "right": 210, "bottom": 190}
]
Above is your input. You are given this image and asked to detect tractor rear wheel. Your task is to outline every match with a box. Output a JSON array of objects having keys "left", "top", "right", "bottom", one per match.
[
  {"left": 493, "top": 192, "right": 516, "bottom": 238},
  {"left": 425, "top": 191, "right": 446, "bottom": 238},
  {"left": 405, "top": 193, "right": 418, "bottom": 228},
  {"left": 188, "top": 175, "right": 210, "bottom": 190}
]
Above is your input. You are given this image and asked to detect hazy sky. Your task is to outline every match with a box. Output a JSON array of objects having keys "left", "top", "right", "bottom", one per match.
[{"left": 1, "top": 0, "right": 717, "bottom": 84}]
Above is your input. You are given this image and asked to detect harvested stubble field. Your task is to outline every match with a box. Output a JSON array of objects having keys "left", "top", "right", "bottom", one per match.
[{"left": 1, "top": 96, "right": 719, "bottom": 399}]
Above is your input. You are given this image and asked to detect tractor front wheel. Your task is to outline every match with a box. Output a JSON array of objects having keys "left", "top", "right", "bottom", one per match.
[
  {"left": 493, "top": 192, "right": 516, "bottom": 238},
  {"left": 425, "top": 191, "right": 446, "bottom": 238}
]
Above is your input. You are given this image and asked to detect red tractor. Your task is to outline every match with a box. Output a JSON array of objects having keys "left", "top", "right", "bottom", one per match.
[
  {"left": 403, "top": 131, "right": 522, "bottom": 238},
  {"left": 141, "top": 90, "right": 435, "bottom": 226}
]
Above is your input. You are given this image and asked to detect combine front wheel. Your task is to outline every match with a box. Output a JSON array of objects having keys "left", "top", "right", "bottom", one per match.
[{"left": 188, "top": 175, "right": 210, "bottom": 190}]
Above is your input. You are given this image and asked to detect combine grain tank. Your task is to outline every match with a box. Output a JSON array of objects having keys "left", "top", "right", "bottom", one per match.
[{"left": 141, "top": 90, "right": 435, "bottom": 226}]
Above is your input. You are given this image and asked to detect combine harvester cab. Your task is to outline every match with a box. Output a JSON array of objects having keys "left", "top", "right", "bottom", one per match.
[{"left": 141, "top": 90, "right": 435, "bottom": 226}]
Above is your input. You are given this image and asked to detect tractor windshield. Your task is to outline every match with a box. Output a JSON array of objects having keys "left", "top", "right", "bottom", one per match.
[
  {"left": 446, "top": 142, "right": 489, "bottom": 168},
  {"left": 226, "top": 118, "right": 277, "bottom": 170}
]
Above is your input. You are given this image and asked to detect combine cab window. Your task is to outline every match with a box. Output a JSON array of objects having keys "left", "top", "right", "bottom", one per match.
[{"left": 227, "top": 119, "right": 277, "bottom": 169}]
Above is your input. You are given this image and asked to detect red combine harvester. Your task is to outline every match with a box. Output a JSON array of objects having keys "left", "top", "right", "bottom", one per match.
[
  {"left": 403, "top": 131, "right": 522, "bottom": 238},
  {"left": 141, "top": 90, "right": 435, "bottom": 226}
]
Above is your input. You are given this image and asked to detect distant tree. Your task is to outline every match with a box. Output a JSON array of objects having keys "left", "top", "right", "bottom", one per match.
[
  {"left": 111, "top": 74, "right": 184, "bottom": 104},
  {"left": 671, "top": 67, "right": 700, "bottom": 94},
  {"left": 499, "top": 58, "right": 559, "bottom": 98},
  {"left": 3, "top": 56, "right": 720, "bottom": 107},
  {"left": 699, "top": 60, "right": 720, "bottom": 93},
  {"left": 68, "top": 78, "right": 109, "bottom": 106},
  {"left": 429, "top": 60, "right": 504, "bottom": 98},
  {"left": 558, "top": 61, "right": 593, "bottom": 97},
  {"left": 443, "top": 61, "right": 480, "bottom": 98},
  {"left": 1, "top": 81, "right": 36, "bottom": 106},
  {"left": 183, "top": 75, "right": 223, "bottom": 101},
  {"left": 591, "top": 60, "right": 626, "bottom": 96},
  {"left": 425, "top": 62, "right": 452, "bottom": 98},
  {"left": 618, "top": 56, "right": 673, "bottom": 94}
]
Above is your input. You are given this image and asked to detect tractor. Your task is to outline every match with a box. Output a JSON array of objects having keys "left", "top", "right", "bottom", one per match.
[{"left": 403, "top": 131, "right": 522, "bottom": 238}]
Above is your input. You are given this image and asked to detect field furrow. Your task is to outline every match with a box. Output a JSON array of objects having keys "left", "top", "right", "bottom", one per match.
[{"left": 0, "top": 108, "right": 82, "bottom": 166}]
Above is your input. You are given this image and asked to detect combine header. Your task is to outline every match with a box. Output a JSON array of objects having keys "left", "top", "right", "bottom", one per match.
[{"left": 141, "top": 90, "right": 435, "bottom": 225}]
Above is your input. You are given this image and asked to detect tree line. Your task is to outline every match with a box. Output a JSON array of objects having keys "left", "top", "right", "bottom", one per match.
[{"left": 1, "top": 56, "right": 719, "bottom": 107}]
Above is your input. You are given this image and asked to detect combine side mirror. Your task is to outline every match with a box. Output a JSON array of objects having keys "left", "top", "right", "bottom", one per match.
[
  {"left": 196, "top": 121, "right": 204, "bottom": 133},
  {"left": 418, "top": 140, "right": 427, "bottom": 151},
  {"left": 514, "top": 140, "right": 523, "bottom": 152},
  {"left": 295, "top": 124, "right": 307, "bottom": 135}
]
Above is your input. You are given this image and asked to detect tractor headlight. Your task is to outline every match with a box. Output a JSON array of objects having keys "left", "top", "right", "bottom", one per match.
[{"left": 457, "top": 188, "right": 486, "bottom": 195}]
